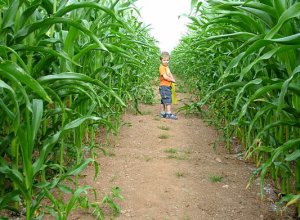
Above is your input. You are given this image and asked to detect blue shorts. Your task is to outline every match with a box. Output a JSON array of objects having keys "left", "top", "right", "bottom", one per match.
[{"left": 159, "top": 86, "right": 172, "bottom": 105}]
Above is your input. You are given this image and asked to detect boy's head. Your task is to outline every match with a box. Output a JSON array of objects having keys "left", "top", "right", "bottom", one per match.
[{"left": 160, "top": 51, "right": 170, "bottom": 66}]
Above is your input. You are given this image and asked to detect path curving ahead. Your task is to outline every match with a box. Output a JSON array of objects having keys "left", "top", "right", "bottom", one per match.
[{"left": 76, "top": 88, "right": 282, "bottom": 220}]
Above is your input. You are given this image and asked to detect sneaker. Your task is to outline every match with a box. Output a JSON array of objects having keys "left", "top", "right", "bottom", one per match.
[
  {"left": 160, "top": 113, "right": 166, "bottom": 118},
  {"left": 165, "top": 113, "right": 178, "bottom": 120}
]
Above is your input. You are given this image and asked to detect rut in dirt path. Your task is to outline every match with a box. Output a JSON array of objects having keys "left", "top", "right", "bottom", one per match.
[{"left": 78, "top": 91, "right": 282, "bottom": 220}]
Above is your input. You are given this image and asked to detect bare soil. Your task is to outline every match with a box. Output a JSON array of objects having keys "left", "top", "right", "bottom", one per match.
[{"left": 73, "top": 88, "right": 291, "bottom": 220}]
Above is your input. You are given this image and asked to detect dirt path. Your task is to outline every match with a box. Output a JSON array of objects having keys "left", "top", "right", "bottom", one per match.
[{"left": 76, "top": 88, "right": 283, "bottom": 220}]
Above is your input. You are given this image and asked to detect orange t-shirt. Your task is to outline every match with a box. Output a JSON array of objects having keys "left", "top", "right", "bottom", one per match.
[{"left": 159, "top": 64, "right": 172, "bottom": 86}]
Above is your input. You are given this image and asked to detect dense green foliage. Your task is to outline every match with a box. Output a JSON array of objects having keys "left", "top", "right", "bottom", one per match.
[
  {"left": 0, "top": 0, "right": 159, "bottom": 219},
  {"left": 171, "top": 0, "right": 300, "bottom": 216}
]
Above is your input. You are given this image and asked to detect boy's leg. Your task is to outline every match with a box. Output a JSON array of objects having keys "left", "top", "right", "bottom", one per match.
[
  {"left": 166, "top": 104, "right": 171, "bottom": 113},
  {"left": 165, "top": 104, "right": 177, "bottom": 120},
  {"left": 160, "top": 103, "right": 166, "bottom": 118},
  {"left": 160, "top": 86, "right": 177, "bottom": 119}
]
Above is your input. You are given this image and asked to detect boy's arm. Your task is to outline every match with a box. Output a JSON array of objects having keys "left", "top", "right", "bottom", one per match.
[
  {"left": 162, "top": 73, "right": 175, "bottom": 82},
  {"left": 160, "top": 66, "right": 175, "bottom": 82},
  {"left": 169, "top": 72, "right": 176, "bottom": 82}
]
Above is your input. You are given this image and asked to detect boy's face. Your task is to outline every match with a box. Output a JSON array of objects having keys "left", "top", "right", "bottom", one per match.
[{"left": 161, "top": 56, "right": 169, "bottom": 66}]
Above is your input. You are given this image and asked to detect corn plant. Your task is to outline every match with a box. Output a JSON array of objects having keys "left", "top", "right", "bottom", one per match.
[
  {"left": 172, "top": 0, "right": 300, "bottom": 216},
  {"left": 0, "top": 0, "right": 159, "bottom": 219}
]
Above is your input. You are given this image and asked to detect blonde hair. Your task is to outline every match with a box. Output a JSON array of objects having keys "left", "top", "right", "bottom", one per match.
[{"left": 160, "top": 51, "right": 170, "bottom": 60}]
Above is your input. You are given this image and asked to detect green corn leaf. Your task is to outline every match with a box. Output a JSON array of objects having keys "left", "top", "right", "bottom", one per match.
[
  {"left": 0, "top": 190, "right": 20, "bottom": 211},
  {"left": 14, "top": 17, "right": 108, "bottom": 52},
  {"left": 73, "top": 44, "right": 99, "bottom": 61},
  {"left": 1, "top": 0, "right": 20, "bottom": 29},
  {"left": 191, "top": 0, "right": 198, "bottom": 11},
  {"left": 254, "top": 146, "right": 276, "bottom": 153},
  {"left": 66, "top": 158, "right": 93, "bottom": 176},
  {"left": 0, "top": 45, "right": 30, "bottom": 73},
  {"left": 0, "top": 67, "right": 31, "bottom": 111},
  {"left": 38, "top": 72, "right": 125, "bottom": 106},
  {"left": 57, "top": 184, "right": 73, "bottom": 194},
  {"left": 254, "top": 121, "right": 300, "bottom": 148},
  {"left": 0, "top": 61, "right": 52, "bottom": 103},
  {"left": 272, "top": 138, "right": 300, "bottom": 162},
  {"left": 285, "top": 149, "right": 300, "bottom": 162},
  {"left": 206, "top": 32, "right": 256, "bottom": 41},
  {"left": 12, "top": 45, "right": 81, "bottom": 67},
  {"left": 112, "top": 187, "right": 124, "bottom": 200},
  {"left": 17, "top": 126, "right": 34, "bottom": 191},
  {"left": 286, "top": 194, "right": 300, "bottom": 206},
  {"left": 18, "top": 1, "right": 41, "bottom": 28},
  {"left": 238, "top": 82, "right": 283, "bottom": 121},
  {"left": 55, "top": 2, "right": 116, "bottom": 20},
  {"left": 266, "top": 3, "right": 300, "bottom": 39},
  {"left": 223, "top": 52, "right": 245, "bottom": 77},
  {"left": 31, "top": 99, "right": 43, "bottom": 148},
  {"left": 240, "top": 45, "right": 299, "bottom": 80},
  {"left": 63, "top": 26, "right": 78, "bottom": 58},
  {"left": 0, "top": 80, "right": 20, "bottom": 129},
  {"left": 236, "top": 5, "right": 273, "bottom": 27},
  {"left": 0, "top": 158, "right": 28, "bottom": 200},
  {"left": 63, "top": 116, "right": 101, "bottom": 130},
  {"left": 244, "top": 2, "right": 276, "bottom": 17},
  {"left": 48, "top": 81, "right": 104, "bottom": 108},
  {"left": 277, "top": 65, "right": 300, "bottom": 114},
  {"left": 65, "top": 185, "right": 91, "bottom": 216},
  {"left": 33, "top": 116, "right": 101, "bottom": 175},
  {"left": 270, "top": 33, "right": 300, "bottom": 45},
  {"left": 0, "top": 98, "right": 14, "bottom": 120},
  {"left": 247, "top": 103, "right": 276, "bottom": 145},
  {"left": 259, "top": 138, "right": 300, "bottom": 197},
  {"left": 234, "top": 78, "right": 262, "bottom": 108},
  {"left": 32, "top": 133, "right": 61, "bottom": 175}
]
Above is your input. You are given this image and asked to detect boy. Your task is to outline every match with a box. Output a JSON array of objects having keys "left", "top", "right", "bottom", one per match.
[{"left": 159, "top": 51, "right": 178, "bottom": 120}]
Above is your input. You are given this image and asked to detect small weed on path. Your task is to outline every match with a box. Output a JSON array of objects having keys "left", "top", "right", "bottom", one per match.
[
  {"left": 167, "top": 154, "right": 188, "bottom": 160},
  {"left": 159, "top": 134, "right": 170, "bottom": 139},
  {"left": 158, "top": 125, "right": 170, "bottom": 131},
  {"left": 122, "top": 121, "right": 132, "bottom": 127},
  {"left": 164, "top": 148, "right": 189, "bottom": 160},
  {"left": 164, "top": 148, "right": 177, "bottom": 154},
  {"left": 209, "top": 175, "right": 223, "bottom": 183},
  {"left": 175, "top": 171, "right": 186, "bottom": 178}
]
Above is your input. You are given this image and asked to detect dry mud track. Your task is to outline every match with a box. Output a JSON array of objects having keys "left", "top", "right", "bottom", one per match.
[{"left": 76, "top": 90, "right": 287, "bottom": 220}]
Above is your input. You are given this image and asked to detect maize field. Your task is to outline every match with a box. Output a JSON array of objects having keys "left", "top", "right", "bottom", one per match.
[
  {"left": 0, "top": 0, "right": 159, "bottom": 219},
  {"left": 0, "top": 0, "right": 299, "bottom": 219},
  {"left": 171, "top": 0, "right": 300, "bottom": 217}
]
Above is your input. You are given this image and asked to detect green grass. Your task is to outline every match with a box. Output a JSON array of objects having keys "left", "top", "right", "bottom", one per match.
[
  {"left": 158, "top": 134, "right": 170, "bottom": 139},
  {"left": 158, "top": 125, "right": 170, "bottom": 131},
  {"left": 209, "top": 175, "right": 223, "bottom": 183},
  {"left": 122, "top": 122, "right": 133, "bottom": 127},
  {"left": 175, "top": 171, "right": 186, "bottom": 178},
  {"left": 164, "top": 148, "right": 189, "bottom": 160},
  {"left": 166, "top": 154, "right": 188, "bottom": 160},
  {"left": 164, "top": 148, "right": 177, "bottom": 154}
]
